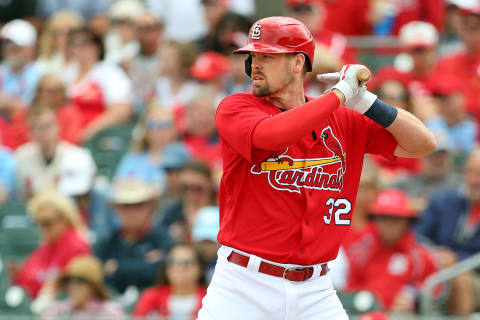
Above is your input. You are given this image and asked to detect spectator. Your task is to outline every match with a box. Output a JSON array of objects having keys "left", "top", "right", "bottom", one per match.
[
  {"left": 9, "top": 190, "right": 90, "bottom": 299},
  {"left": 127, "top": 11, "right": 164, "bottom": 112},
  {"left": 345, "top": 189, "right": 440, "bottom": 312},
  {"left": 414, "top": 148, "right": 480, "bottom": 315},
  {"left": 14, "top": 105, "right": 95, "bottom": 199},
  {"left": 0, "top": 143, "right": 16, "bottom": 203},
  {"left": 133, "top": 243, "right": 207, "bottom": 319},
  {"left": 57, "top": 146, "right": 118, "bottom": 244},
  {"left": 159, "top": 161, "right": 217, "bottom": 242},
  {"left": 392, "top": 131, "right": 461, "bottom": 211},
  {"left": 190, "top": 51, "right": 230, "bottom": 97},
  {"left": 182, "top": 88, "right": 222, "bottom": 170},
  {"left": 104, "top": 0, "right": 144, "bottom": 67},
  {"left": 415, "top": 147, "right": 480, "bottom": 263},
  {"left": 115, "top": 106, "right": 190, "bottom": 188},
  {"left": 192, "top": 206, "right": 221, "bottom": 283},
  {"left": 94, "top": 178, "right": 174, "bottom": 293},
  {"left": 36, "top": 10, "right": 84, "bottom": 75},
  {"left": 426, "top": 75, "right": 478, "bottom": 168},
  {"left": 62, "top": 28, "right": 133, "bottom": 142},
  {"left": 9, "top": 74, "right": 83, "bottom": 148},
  {"left": 155, "top": 40, "right": 199, "bottom": 109},
  {"left": 0, "top": 20, "right": 42, "bottom": 113},
  {"left": 433, "top": 1, "right": 480, "bottom": 119},
  {"left": 42, "top": 255, "right": 125, "bottom": 319}
]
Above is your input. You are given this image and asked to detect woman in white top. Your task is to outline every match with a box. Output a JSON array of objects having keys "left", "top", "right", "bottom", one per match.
[{"left": 62, "top": 28, "right": 133, "bottom": 142}]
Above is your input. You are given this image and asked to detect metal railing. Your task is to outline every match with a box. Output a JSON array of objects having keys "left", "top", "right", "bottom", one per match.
[{"left": 420, "top": 252, "right": 480, "bottom": 315}]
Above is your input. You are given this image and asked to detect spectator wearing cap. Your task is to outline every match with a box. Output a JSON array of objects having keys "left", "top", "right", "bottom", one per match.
[
  {"left": 9, "top": 190, "right": 90, "bottom": 299},
  {"left": 191, "top": 51, "right": 230, "bottom": 97},
  {"left": 7, "top": 73, "right": 83, "bottom": 149},
  {"left": 104, "top": 0, "right": 144, "bottom": 67},
  {"left": 154, "top": 40, "right": 199, "bottom": 109},
  {"left": 14, "top": 105, "right": 96, "bottom": 199},
  {"left": 433, "top": 0, "right": 480, "bottom": 119},
  {"left": 62, "top": 28, "right": 133, "bottom": 142},
  {"left": 57, "top": 146, "right": 118, "bottom": 244},
  {"left": 94, "top": 178, "right": 174, "bottom": 293},
  {"left": 128, "top": 11, "right": 164, "bottom": 112},
  {"left": 192, "top": 206, "right": 220, "bottom": 283},
  {"left": 198, "top": 0, "right": 231, "bottom": 52},
  {"left": 159, "top": 161, "right": 217, "bottom": 242},
  {"left": 133, "top": 243, "right": 207, "bottom": 319},
  {"left": 42, "top": 255, "right": 125, "bottom": 319},
  {"left": 115, "top": 107, "right": 190, "bottom": 191},
  {"left": 36, "top": 10, "right": 84, "bottom": 75},
  {"left": 0, "top": 19, "right": 42, "bottom": 114},
  {"left": 415, "top": 148, "right": 480, "bottom": 314},
  {"left": 345, "top": 189, "right": 440, "bottom": 313},
  {"left": 392, "top": 131, "right": 461, "bottom": 211},
  {"left": 425, "top": 74, "right": 478, "bottom": 167}
]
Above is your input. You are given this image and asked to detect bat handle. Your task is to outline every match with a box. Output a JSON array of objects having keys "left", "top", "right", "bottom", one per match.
[{"left": 356, "top": 67, "right": 371, "bottom": 83}]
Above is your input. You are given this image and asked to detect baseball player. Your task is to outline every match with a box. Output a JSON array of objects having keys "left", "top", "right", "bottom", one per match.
[{"left": 197, "top": 16, "right": 436, "bottom": 320}]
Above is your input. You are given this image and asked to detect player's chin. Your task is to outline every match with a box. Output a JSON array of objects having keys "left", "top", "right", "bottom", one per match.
[{"left": 253, "top": 86, "right": 271, "bottom": 97}]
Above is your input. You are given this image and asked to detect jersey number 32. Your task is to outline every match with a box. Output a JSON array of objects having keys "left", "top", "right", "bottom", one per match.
[{"left": 323, "top": 198, "right": 352, "bottom": 226}]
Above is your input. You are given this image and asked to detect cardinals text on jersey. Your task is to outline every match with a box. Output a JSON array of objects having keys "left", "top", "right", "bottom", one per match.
[{"left": 250, "top": 126, "right": 347, "bottom": 194}]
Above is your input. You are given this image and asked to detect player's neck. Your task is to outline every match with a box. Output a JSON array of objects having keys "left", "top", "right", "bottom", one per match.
[{"left": 266, "top": 79, "right": 305, "bottom": 110}]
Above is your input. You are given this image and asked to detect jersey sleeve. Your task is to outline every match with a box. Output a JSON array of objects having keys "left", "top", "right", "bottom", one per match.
[
  {"left": 216, "top": 95, "right": 273, "bottom": 163},
  {"left": 98, "top": 65, "right": 133, "bottom": 106},
  {"left": 363, "top": 117, "right": 398, "bottom": 160}
]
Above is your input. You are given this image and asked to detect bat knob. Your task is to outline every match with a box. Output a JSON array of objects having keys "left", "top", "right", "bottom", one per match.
[{"left": 356, "top": 68, "right": 371, "bottom": 83}]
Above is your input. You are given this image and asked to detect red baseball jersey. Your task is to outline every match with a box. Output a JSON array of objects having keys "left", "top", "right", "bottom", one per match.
[{"left": 216, "top": 93, "right": 398, "bottom": 265}]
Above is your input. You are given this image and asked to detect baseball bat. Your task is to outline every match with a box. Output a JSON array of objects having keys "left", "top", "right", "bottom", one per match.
[{"left": 356, "top": 67, "right": 371, "bottom": 83}]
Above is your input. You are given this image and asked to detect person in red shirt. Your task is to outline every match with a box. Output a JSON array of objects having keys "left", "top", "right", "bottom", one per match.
[
  {"left": 433, "top": 1, "right": 480, "bottom": 119},
  {"left": 8, "top": 189, "right": 90, "bottom": 299},
  {"left": 197, "top": 16, "right": 435, "bottom": 320},
  {"left": 8, "top": 74, "right": 82, "bottom": 149},
  {"left": 345, "top": 189, "right": 440, "bottom": 312},
  {"left": 133, "top": 243, "right": 207, "bottom": 319}
]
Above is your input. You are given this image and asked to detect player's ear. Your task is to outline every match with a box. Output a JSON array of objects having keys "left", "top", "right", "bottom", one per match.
[{"left": 293, "top": 53, "right": 306, "bottom": 75}]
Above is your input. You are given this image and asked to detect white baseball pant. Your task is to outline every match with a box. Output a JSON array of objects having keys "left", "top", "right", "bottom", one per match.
[{"left": 197, "top": 246, "right": 348, "bottom": 320}]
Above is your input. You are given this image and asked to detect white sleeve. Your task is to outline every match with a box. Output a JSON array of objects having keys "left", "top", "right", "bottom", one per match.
[{"left": 96, "top": 64, "right": 133, "bottom": 106}]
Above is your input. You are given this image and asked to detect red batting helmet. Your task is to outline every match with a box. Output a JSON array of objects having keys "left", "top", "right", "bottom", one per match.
[
  {"left": 370, "top": 189, "right": 416, "bottom": 219},
  {"left": 233, "top": 16, "right": 315, "bottom": 76}
]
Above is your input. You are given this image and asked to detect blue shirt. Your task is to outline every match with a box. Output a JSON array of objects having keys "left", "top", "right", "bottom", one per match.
[
  {"left": 426, "top": 117, "right": 477, "bottom": 155},
  {"left": 0, "top": 147, "right": 15, "bottom": 198},
  {"left": 414, "top": 188, "right": 480, "bottom": 261},
  {"left": 0, "top": 62, "right": 41, "bottom": 104}
]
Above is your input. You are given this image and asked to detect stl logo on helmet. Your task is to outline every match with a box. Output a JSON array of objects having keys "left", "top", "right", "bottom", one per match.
[
  {"left": 250, "top": 126, "right": 347, "bottom": 194},
  {"left": 251, "top": 24, "right": 262, "bottom": 40}
]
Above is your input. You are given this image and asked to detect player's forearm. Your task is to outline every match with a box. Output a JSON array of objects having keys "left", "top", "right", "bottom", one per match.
[
  {"left": 252, "top": 92, "right": 340, "bottom": 150},
  {"left": 387, "top": 108, "right": 436, "bottom": 158}
]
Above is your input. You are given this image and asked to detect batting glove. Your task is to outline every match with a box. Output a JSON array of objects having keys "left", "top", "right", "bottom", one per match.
[
  {"left": 345, "top": 85, "right": 378, "bottom": 114},
  {"left": 330, "top": 64, "right": 365, "bottom": 101}
]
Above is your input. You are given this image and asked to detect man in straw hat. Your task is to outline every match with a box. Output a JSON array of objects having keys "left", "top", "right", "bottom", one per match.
[
  {"left": 42, "top": 254, "right": 124, "bottom": 318},
  {"left": 94, "top": 178, "right": 174, "bottom": 293}
]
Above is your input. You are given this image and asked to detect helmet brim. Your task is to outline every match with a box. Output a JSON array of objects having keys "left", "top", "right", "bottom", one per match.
[{"left": 233, "top": 42, "right": 295, "bottom": 55}]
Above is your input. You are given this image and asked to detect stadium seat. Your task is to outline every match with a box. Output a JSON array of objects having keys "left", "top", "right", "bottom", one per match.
[{"left": 83, "top": 122, "right": 136, "bottom": 180}]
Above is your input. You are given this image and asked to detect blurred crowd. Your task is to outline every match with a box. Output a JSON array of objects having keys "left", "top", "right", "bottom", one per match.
[{"left": 0, "top": 0, "right": 479, "bottom": 318}]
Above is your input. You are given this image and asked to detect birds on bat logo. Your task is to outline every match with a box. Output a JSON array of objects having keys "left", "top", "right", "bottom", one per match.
[{"left": 250, "top": 125, "right": 346, "bottom": 194}]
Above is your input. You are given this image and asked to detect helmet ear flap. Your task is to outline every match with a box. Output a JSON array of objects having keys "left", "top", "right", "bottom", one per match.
[{"left": 244, "top": 55, "right": 252, "bottom": 77}]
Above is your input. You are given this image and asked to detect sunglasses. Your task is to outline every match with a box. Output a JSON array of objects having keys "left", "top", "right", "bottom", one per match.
[
  {"left": 166, "top": 257, "right": 197, "bottom": 268},
  {"left": 181, "top": 184, "right": 208, "bottom": 193},
  {"left": 146, "top": 120, "right": 173, "bottom": 131},
  {"left": 65, "top": 276, "right": 89, "bottom": 285}
]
